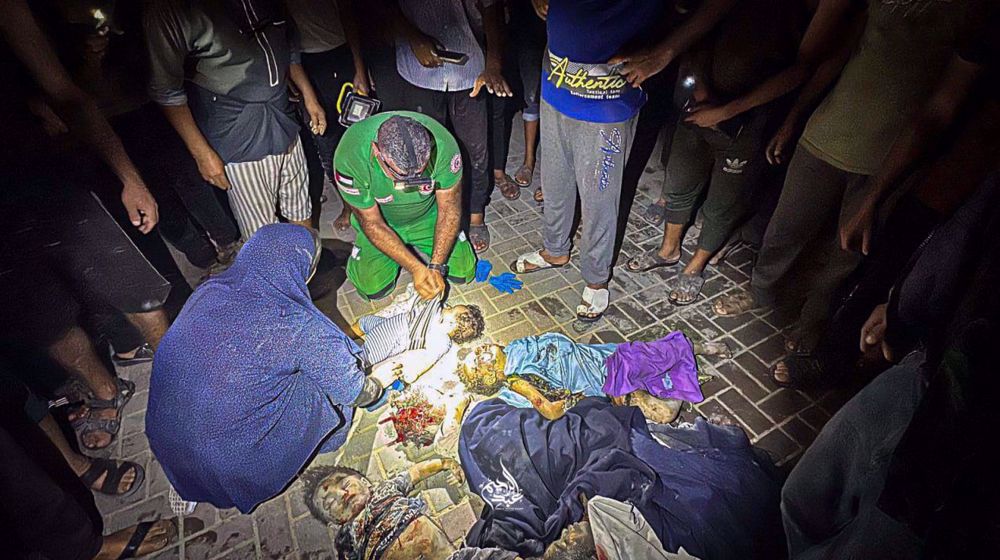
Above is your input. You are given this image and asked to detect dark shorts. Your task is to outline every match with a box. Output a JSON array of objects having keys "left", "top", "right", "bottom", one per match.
[{"left": 0, "top": 188, "right": 171, "bottom": 346}]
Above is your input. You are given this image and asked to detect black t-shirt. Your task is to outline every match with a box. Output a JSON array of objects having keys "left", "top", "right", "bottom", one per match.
[{"left": 957, "top": 0, "right": 1000, "bottom": 99}]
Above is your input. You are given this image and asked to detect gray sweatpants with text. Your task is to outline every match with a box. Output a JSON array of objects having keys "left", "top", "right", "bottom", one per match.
[{"left": 540, "top": 99, "right": 637, "bottom": 285}]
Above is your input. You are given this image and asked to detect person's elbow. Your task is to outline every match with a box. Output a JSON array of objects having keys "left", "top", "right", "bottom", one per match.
[{"left": 149, "top": 86, "right": 188, "bottom": 107}]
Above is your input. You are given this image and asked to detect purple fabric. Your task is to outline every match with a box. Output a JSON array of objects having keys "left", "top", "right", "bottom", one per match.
[{"left": 602, "top": 332, "right": 703, "bottom": 403}]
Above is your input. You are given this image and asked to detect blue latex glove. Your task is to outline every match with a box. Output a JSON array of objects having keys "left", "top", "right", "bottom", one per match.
[
  {"left": 475, "top": 259, "right": 493, "bottom": 283},
  {"left": 365, "top": 379, "right": 406, "bottom": 411},
  {"left": 488, "top": 272, "right": 523, "bottom": 294}
]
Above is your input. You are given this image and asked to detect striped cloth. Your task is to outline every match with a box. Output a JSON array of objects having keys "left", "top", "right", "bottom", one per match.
[
  {"left": 360, "top": 293, "right": 444, "bottom": 366},
  {"left": 223, "top": 135, "right": 312, "bottom": 239}
]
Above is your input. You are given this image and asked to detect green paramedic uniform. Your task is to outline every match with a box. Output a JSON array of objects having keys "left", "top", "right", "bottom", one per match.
[{"left": 333, "top": 111, "right": 476, "bottom": 297}]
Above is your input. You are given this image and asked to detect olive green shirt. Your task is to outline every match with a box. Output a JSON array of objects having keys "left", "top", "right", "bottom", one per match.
[{"left": 799, "top": 0, "right": 969, "bottom": 175}]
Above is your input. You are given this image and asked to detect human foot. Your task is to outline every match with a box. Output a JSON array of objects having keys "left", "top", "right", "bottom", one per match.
[
  {"left": 533, "top": 187, "right": 544, "bottom": 204},
  {"left": 334, "top": 207, "right": 352, "bottom": 231},
  {"left": 712, "top": 290, "right": 760, "bottom": 316},
  {"left": 625, "top": 248, "right": 681, "bottom": 273},
  {"left": 469, "top": 224, "right": 491, "bottom": 252},
  {"left": 693, "top": 341, "right": 732, "bottom": 359},
  {"left": 70, "top": 377, "right": 134, "bottom": 450},
  {"left": 576, "top": 286, "right": 609, "bottom": 322},
  {"left": 95, "top": 519, "right": 176, "bottom": 560},
  {"left": 668, "top": 272, "right": 705, "bottom": 306},
  {"left": 76, "top": 457, "right": 144, "bottom": 497},
  {"left": 513, "top": 163, "right": 534, "bottom": 187},
  {"left": 511, "top": 249, "right": 568, "bottom": 273},
  {"left": 494, "top": 173, "right": 521, "bottom": 200},
  {"left": 642, "top": 199, "right": 667, "bottom": 225},
  {"left": 771, "top": 354, "right": 825, "bottom": 389}
]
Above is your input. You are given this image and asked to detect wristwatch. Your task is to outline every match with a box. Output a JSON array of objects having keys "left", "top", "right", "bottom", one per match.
[{"left": 428, "top": 263, "right": 449, "bottom": 276}]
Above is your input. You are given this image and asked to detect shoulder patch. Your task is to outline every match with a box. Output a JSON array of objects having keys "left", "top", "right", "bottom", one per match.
[
  {"left": 335, "top": 170, "right": 360, "bottom": 195},
  {"left": 375, "top": 195, "right": 394, "bottom": 204},
  {"left": 450, "top": 153, "right": 462, "bottom": 174}
]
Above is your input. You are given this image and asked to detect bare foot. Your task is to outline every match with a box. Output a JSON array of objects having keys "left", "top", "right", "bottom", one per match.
[
  {"left": 95, "top": 519, "right": 175, "bottom": 560},
  {"left": 772, "top": 360, "right": 790, "bottom": 384},
  {"left": 71, "top": 405, "right": 120, "bottom": 450},
  {"left": 334, "top": 208, "right": 352, "bottom": 231},
  {"left": 72, "top": 457, "right": 140, "bottom": 495},
  {"left": 630, "top": 391, "right": 682, "bottom": 424}
]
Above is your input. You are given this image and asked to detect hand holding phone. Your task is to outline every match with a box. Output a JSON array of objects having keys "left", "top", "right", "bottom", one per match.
[{"left": 434, "top": 48, "right": 469, "bottom": 65}]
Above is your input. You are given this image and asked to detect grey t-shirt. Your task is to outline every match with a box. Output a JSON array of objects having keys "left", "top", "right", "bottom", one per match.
[
  {"left": 286, "top": 0, "right": 347, "bottom": 53},
  {"left": 145, "top": 0, "right": 301, "bottom": 163}
]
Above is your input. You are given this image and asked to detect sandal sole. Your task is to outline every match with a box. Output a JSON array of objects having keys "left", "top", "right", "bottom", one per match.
[{"left": 509, "top": 259, "right": 566, "bottom": 275}]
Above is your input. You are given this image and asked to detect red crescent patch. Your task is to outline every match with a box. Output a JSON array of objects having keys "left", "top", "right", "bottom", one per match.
[{"left": 450, "top": 153, "right": 462, "bottom": 173}]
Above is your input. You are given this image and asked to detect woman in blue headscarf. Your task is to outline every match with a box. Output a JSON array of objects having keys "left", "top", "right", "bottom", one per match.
[{"left": 146, "top": 224, "right": 390, "bottom": 513}]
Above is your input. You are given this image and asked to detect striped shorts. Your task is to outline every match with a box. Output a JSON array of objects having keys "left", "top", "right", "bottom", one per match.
[{"left": 223, "top": 136, "right": 312, "bottom": 239}]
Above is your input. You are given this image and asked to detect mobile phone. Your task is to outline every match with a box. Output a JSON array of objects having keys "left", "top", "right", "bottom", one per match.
[{"left": 434, "top": 48, "right": 469, "bottom": 65}]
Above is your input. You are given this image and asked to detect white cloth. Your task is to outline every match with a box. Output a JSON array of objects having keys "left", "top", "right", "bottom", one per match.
[{"left": 588, "top": 496, "right": 700, "bottom": 560}]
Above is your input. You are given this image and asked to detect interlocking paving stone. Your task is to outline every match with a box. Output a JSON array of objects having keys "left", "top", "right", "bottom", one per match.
[
  {"left": 255, "top": 499, "right": 295, "bottom": 559},
  {"left": 718, "top": 389, "right": 774, "bottom": 436},
  {"left": 184, "top": 512, "right": 255, "bottom": 560},
  {"left": 87, "top": 117, "right": 859, "bottom": 559}
]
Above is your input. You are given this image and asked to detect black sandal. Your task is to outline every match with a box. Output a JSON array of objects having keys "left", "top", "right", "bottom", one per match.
[
  {"left": 71, "top": 377, "right": 135, "bottom": 451},
  {"left": 625, "top": 249, "right": 680, "bottom": 273},
  {"left": 80, "top": 458, "right": 145, "bottom": 498},
  {"left": 771, "top": 353, "right": 825, "bottom": 389},
  {"left": 116, "top": 520, "right": 175, "bottom": 560}
]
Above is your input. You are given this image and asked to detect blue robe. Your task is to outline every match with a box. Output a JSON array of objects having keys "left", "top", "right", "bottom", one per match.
[
  {"left": 146, "top": 224, "right": 365, "bottom": 512},
  {"left": 459, "top": 398, "right": 783, "bottom": 559}
]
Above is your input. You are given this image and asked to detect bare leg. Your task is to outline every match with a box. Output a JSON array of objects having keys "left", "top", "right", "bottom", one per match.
[
  {"left": 523, "top": 119, "right": 538, "bottom": 170},
  {"left": 124, "top": 309, "right": 168, "bottom": 350},
  {"left": 658, "top": 222, "right": 685, "bottom": 262},
  {"left": 38, "top": 414, "right": 137, "bottom": 493},
  {"left": 48, "top": 327, "right": 120, "bottom": 449}
]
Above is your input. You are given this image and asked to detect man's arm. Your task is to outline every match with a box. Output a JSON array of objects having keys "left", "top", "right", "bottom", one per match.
[
  {"left": 336, "top": 0, "right": 370, "bottom": 94},
  {"left": 509, "top": 378, "right": 566, "bottom": 421},
  {"left": 160, "top": 105, "right": 231, "bottom": 190},
  {"left": 430, "top": 183, "right": 462, "bottom": 268},
  {"left": 386, "top": 0, "right": 442, "bottom": 67},
  {"left": 610, "top": 0, "right": 737, "bottom": 87},
  {"left": 685, "top": 0, "right": 857, "bottom": 128},
  {"left": 840, "top": 54, "right": 983, "bottom": 254},
  {"left": 407, "top": 457, "right": 463, "bottom": 486},
  {"left": 354, "top": 205, "right": 444, "bottom": 298},
  {"left": 765, "top": 10, "right": 866, "bottom": 165},
  {"left": 471, "top": 1, "right": 513, "bottom": 97},
  {"left": 289, "top": 63, "right": 327, "bottom": 135},
  {"left": 0, "top": 0, "right": 158, "bottom": 232},
  {"left": 144, "top": 0, "right": 232, "bottom": 190}
]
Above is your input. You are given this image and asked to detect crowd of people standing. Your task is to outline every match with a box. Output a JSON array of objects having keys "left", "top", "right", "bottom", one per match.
[{"left": 2, "top": 0, "right": 998, "bottom": 558}]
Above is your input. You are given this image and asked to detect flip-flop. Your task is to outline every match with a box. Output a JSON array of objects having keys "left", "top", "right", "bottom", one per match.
[
  {"left": 576, "top": 286, "right": 609, "bottom": 322},
  {"left": 511, "top": 250, "right": 566, "bottom": 274},
  {"left": 642, "top": 202, "right": 667, "bottom": 225},
  {"left": 513, "top": 164, "right": 534, "bottom": 187},
  {"left": 469, "top": 224, "right": 490, "bottom": 252},
  {"left": 495, "top": 174, "right": 521, "bottom": 200},
  {"left": 668, "top": 273, "right": 705, "bottom": 306},
  {"left": 625, "top": 249, "right": 680, "bottom": 273},
  {"left": 80, "top": 458, "right": 145, "bottom": 498},
  {"left": 116, "top": 520, "right": 176, "bottom": 560}
]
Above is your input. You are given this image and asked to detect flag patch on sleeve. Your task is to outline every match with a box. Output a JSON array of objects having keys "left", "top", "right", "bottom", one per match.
[{"left": 335, "top": 170, "right": 360, "bottom": 195}]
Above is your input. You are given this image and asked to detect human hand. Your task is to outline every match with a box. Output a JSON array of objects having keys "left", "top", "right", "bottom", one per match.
[
  {"left": 371, "top": 362, "right": 404, "bottom": 387},
  {"left": 441, "top": 457, "right": 465, "bottom": 485},
  {"left": 488, "top": 272, "right": 523, "bottom": 294},
  {"left": 305, "top": 100, "right": 327, "bottom": 136},
  {"left": 409, "top": 33, "right": 443, "bottom": 68},
  {"left": 765, "top": 119, "right": 800, "bottom": 166},
  {"left": 860, "top": 303, "right": 894, "bottom": 362},
  {"left": 531, "top": 0, "right": 548, "bottom": 20},
  {"left": 195, "top": 149, "right": 232, "bottom": 190},
  {"left": 352, "top": 69, "right": 371, "bottom": 96},
  {"left": 840, "top": 199, "right": 876, "bottom": 255},
  {"left": 413, "top": 265, "right": 446, "bottom": 300},
  {"left": 471, "top": 68, "right": 513, "bottom": 98},
  {"left": 608, "top": 46, "right": 672, "bottom": 88},
  {"left": 121, "top": 180, "right": 159, "bottom": 234},
  {"left": 684, "top": 103, "right": 734, "bottom": 129}
]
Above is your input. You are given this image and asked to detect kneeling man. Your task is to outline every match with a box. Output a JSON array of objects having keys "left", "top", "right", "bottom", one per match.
[{"left": 335, "top": 112, "right": 476, "bottom": 300}]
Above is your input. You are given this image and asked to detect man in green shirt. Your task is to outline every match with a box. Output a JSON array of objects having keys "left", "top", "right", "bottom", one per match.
[{"left": 334, "top": 112, "right": 476, "bottom": 300}]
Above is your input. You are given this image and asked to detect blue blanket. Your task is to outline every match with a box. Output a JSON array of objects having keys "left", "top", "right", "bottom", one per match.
[{"left": 459, "top": 398, "right": 783, "bottom": 559}]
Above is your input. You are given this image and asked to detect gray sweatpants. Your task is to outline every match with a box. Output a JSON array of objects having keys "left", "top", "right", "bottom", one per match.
[{"left": 540, "top": 99, "right": 637, "bottom": 285}]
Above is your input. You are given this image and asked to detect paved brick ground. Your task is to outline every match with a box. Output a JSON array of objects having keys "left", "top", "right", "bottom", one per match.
[{"left": 99, "top": 126, "right": 858, "bottom": 559}]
